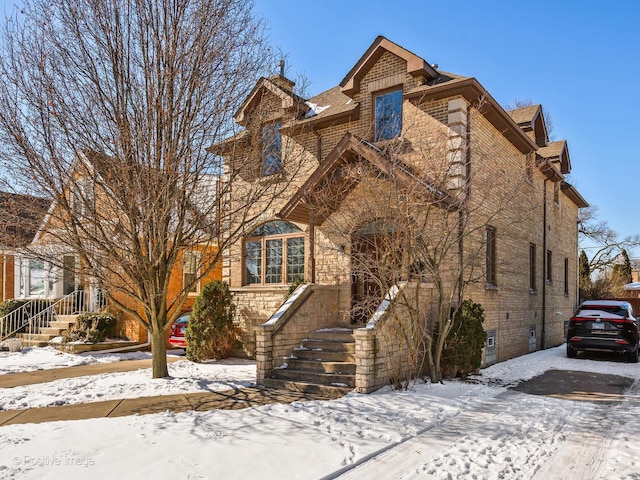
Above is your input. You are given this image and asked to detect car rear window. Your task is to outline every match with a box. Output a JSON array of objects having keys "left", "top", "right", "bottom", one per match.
[{"left": 579, "top": 305, "right": 628, "bottom": 317}]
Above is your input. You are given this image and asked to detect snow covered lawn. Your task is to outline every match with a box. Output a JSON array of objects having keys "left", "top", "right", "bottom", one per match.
[
  {"left": 0, "top": 347, "right": 256, "bottom": 410},
  {"left": 1, "top": 345, "right": 640, "bottom": 479}
]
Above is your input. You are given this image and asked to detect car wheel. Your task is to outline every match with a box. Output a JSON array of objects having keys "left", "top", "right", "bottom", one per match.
[
  {"left": 566, "top": 345, "right": 577, "bottom": 358},
  {"left": 628, "top": 347, "right": 639, "bottom": 363}
]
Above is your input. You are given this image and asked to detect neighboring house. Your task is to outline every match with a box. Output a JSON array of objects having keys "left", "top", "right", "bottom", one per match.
[
  {"left": 0, "top": 192, "right": 49, "bottom": 302},
  {"left": 213, "top": 36, "right": 588, "bottom": 392},
  {"left": 7, "top": 154, "right": 221, "bottom": 345},
  {"left": 631, "top": 258, "right": 639, "bottom": 283}
]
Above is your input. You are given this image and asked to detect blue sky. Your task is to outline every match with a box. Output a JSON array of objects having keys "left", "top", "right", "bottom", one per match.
[
  {"left": 0, "top": 1, "right": 636, "bottom": 258},
  {"left": 253, "top": 0, "right": 640, "bottom": 258}
]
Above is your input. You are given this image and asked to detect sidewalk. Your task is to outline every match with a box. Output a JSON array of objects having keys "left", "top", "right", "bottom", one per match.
[{"left": 0, "top": 358, "right": 341, "bottom": 426}]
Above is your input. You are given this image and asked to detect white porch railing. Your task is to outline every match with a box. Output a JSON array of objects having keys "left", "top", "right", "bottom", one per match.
[{"left": 0, "top": 289, "right": 98, "bottom": 341}]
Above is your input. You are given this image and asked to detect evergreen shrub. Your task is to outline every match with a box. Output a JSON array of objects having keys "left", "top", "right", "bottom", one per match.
[{"left": 186, "top": 281, "right": 240, "bottom": 362}]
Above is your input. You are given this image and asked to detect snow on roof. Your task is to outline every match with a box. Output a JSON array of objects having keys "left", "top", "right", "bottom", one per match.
[
  {"left": 624, "top": 282, "right": 640, "bottom": 291},
  {"left": 304, "top": 101, "right": 331, "bottom": 118}
]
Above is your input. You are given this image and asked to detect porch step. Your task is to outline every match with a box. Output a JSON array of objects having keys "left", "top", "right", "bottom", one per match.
[
  {"left": 284, "top": 358, "right": 355, "bottom": 375},
  {"left": 307, "top": 328, "right": 355, "bottom": 342},
  {"left": 262, "top": 378, "right": 352, "bottom": 396},
  {"left": 15, "top": 335, "right": 51, "bottom": 347},
  {"left": 15, "top": 317, "right": 78, "bottom": 346},
  {"left": 292, "top": 347, "right": 355, "bottom": 362},
  {"left": 265, "top": 328, "right": 356, "bottom": 394},
  {"left": 299, "top": 339, "right": 355, "bottom": 353}
]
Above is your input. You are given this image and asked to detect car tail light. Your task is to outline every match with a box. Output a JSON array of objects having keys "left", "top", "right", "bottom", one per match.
[
  {"left": 570, "top": 337, "right": 582, "bottom": 342},
  {"left": 615, "top": 339, "right": 629, "bottom": 345}
]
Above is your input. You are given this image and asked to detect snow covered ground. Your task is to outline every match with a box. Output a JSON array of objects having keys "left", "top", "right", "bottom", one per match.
[
  {"left": 0, "top": 347, "right": 256, "bottom": 410},
  {"left": 1, "top": 345, "right": 639, "bottom": 479}
]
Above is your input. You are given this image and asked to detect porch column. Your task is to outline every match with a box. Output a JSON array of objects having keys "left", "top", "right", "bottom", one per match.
[
  {"left": 254, "top": 324, "right": 275, "bottom": 384},
  {"left": 354, "top": 328, "right": 377, "bottom": 393},
  {"left": 309, "top": 210, "right": 316, "bottom": 284}
]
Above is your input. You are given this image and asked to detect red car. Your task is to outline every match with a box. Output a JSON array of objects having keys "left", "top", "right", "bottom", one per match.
[{"left": 168, "top": 312, "right": 191, "bottom": 349}]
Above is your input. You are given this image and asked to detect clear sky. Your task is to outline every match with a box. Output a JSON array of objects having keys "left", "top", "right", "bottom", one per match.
[
  {"left": 0, "top": 1, "right": 637, "bottom": 258},
  {"left": 253, "top": 0, "right": 640, "bottom": 258}
]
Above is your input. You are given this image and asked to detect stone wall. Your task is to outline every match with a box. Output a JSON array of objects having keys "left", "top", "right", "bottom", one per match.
[{"left": 254, "top": 284, "right": 344, "bottom": 382}]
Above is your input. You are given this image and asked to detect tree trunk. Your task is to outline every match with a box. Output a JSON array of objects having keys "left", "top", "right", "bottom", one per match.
[{"left": 151, "top": 327, "right": 169, "bottom": 379}]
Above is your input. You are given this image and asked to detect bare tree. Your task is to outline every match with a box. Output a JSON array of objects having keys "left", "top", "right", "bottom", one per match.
[
  {"left": 0, "top": 0, "right": 295, "bottom": 378},
  {"left": 579, "top": 205, "right": 640, "bottom": 275}
]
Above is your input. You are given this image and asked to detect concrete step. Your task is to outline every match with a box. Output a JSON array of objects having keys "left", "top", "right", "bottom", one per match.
[
  {"left": 16, "top": 337, "right": 50, "bottom": 347},
  {"left": 48, "top": 320, "right": 76, "bottom": 330},
  {"left": 17, "top": 333, "right": 55, "bottom": 342},
  {"left": 307, "top": 328, "right": 354, "bottom": 343},
  {"left": 292, "top": 347, "right": 355, "bottom": 362},
  {"left": 285, "top": 358, "right": 356, "bottom": 375},
  {"left": 272, "top": 368, "right": 355, "bottom": 388},
  {"left": 54, "top": 315, "right": 79, "bottom": 324},
  {"left": 39, "top": 326, "right": 69, "bottom": 336},
  {"left": 300, "top": 339, "right": 355, "bottom": 353},
  {"left": 262, "top": 378, "right": 352, "bottom": 396}
]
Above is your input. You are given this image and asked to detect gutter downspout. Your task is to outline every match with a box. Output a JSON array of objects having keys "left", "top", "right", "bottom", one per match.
[
  {"left": 541, "top": 178, "right": 548, "bottom": 349},
  {"left": 2, "top": 251, "right": 6, "bottom": 302}
]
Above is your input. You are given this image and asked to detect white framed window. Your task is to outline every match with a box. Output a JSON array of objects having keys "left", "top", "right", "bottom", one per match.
[{"left": 28, "top": 259, "right": 45, "bottom": 296}]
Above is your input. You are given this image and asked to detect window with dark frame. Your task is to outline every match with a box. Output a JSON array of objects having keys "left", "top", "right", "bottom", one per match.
[
  {"left": 184, "top": 251, "right": 200, "bottom": 293},
  {"left": 546, "top": 249, "right": 553, "bottom": 283},
  {"left": 529, "top": 243, "right": 536, "bottom": 291},
  {"left": 486, "top": 226, "right": 497, "bottom": 286},
  {"left": 245, "top": 221, "right": 305, "bottom": 285},
  {"left": 564, "top": 257, "right": 569, "bottom": 295},
  {"left": 374, "top": 89, "right": 403, "bottom": 141},
  {"left": 262, "top": 123, "right": 282, "bottom": 176}
]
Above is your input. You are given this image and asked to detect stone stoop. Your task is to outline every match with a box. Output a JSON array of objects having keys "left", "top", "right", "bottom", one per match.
[
  {"left": 262, "top": 328, "right": 355, "bottom": 396},
  {"left": 17, "top": 315, "right": 78, "bottom": 347}
]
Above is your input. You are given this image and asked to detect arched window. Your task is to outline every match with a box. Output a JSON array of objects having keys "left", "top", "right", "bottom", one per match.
[{"left": 245, "top": 221, "right": 305, "bottom": 285}]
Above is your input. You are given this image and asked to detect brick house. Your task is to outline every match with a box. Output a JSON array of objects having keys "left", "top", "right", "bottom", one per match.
[
  {"left": 2, "top": 154, "right": 221, "bottom": 346},
  {"left": 216, "top": 36, "right": 588, "bottom": 393},
  {"left": 0, "top": 192, "right": 49, "bottom": 302}
]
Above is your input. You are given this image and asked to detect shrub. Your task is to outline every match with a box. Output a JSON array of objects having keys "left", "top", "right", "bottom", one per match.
[
  {"left": 439, "top": 300, "right": 487, "bottom": 378},
  {"left": 62, "top": 312, "right": 117, "bottom": 343},
  {"left": 186, "top": 281, "right": 240, "bottom": 362}
]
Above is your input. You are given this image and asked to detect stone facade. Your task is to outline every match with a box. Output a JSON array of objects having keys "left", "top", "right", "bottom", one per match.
[{"left": 219, "top": 36, "right": 587, "bottom": 390}]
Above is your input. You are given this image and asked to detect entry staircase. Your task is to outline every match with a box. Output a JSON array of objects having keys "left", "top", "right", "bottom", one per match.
[
  {"left": 262, "top": 328, "right": 355, "bottom": 395},
  {"left": 0, "top": 290, "right": 93, "bottom": 347}
]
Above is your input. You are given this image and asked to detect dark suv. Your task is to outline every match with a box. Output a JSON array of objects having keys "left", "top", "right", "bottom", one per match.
[{"left": 567, "top": 300, "right": 639, "bottom": 362}]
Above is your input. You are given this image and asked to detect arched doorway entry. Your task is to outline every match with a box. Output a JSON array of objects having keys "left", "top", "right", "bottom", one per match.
[{"left": 350, "top": 221, "right": 403, "bottom": 324}]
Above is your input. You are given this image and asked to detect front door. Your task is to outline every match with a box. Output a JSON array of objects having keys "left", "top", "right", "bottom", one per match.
[
  {"left": 350, "top": 226, "right": 403, "bottom": 324},
  {"left": 351, "top": 233, "right": 382, "bottom": 324}
]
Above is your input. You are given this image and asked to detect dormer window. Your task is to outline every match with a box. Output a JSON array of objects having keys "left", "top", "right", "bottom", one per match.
[
  {"left": 262, "top": 123, "right": 282, "bottom": 175},
  {"left": 374, "top": 89, "right": 402, "bottom": 141}
]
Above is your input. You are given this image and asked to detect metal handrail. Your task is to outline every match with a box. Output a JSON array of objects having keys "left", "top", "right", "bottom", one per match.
[
  {"left": 0, "top": 297, "right": 42, "bottom": 341},
  {"left": 1, "top": 289, "right": 97, "bottom": 342}
]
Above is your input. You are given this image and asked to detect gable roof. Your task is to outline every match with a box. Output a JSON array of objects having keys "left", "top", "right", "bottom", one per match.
[
  {"left": 340, "top": 36, "right": 439, "bottom": 96},
  {"left": 279, "top": 132, "right": 458, "bottom": 225},
  {"left": 234, "top": 75, "right": 308, "bottom": 125},
  {"left": 506, "top": 104, "right": 549, "bottom": 147},
  {"left": 0, "top": 191, "right": 50, "bottom": 249},
  {"left": 538, "top": 140, "right": 571, "bottom": 174}
]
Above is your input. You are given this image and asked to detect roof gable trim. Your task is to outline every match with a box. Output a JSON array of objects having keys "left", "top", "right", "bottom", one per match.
[{"left": 340, "top": 36, "right": 438, "bottom": 96}]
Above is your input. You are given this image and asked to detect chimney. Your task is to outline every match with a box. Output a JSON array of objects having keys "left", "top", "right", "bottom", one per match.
[{"left": 269, "top": 59, "right": 295, "bottom": 93}]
